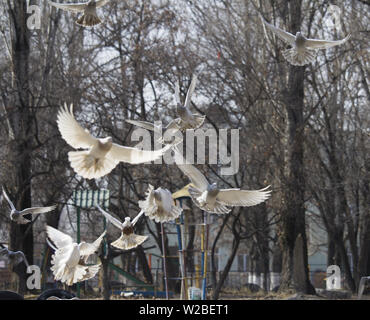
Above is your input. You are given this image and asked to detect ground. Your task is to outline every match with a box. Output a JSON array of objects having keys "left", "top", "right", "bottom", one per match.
[{"left": 23, "top": 288, "right": 370, "bottom": 300}]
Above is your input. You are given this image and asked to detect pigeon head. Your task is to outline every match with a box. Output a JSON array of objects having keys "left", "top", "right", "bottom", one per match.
[
  {"left": 101, "top": 136, "right": 112, "bottom": 144},
  {"left": 208, "top": 183, "right": 219, "bottom": 197},
  {"left": 98, "top": 137, "right": 113, "bottom": 150},
  {"left": 295, "top": 32, "right": 306, "bottom": 46},
  {"left": 176, "top": 104, "right": 188, "bottom": 116},
  {"left": 208, "top": 183, "right": 218, "bottom": 191},
  {"left": 153, "top": 189, "right": 162, "bottom": 202}
]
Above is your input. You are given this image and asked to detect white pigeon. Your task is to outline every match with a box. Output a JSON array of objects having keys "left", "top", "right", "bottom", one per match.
[
  {"left": 57, "top": 103, "right": 172, "bottom": 180},
  {"left": 126, "top": 73, "right": 205, "bottom": 136},
  {"left": 173, "top": 147, "right": 271, "bottom": 214},
  {"left": 96, "top": 205, "right": 147, "bottom": 250},
  {"left": 46, "top": 226, "right": 105, "bottom": 286},
  {"left": 173, "top": 73, "right": 206, "bottom": 130},
  {"left": 0, "top": 248, "right": 29, "bottom": 268},
  {"left": 2, "top": 187, "right": 57, "bottom": 224},
  {"left": 260, "top": 15, "right": 351, "bottom": 66},
  {"left": 48, "top": 0, "right": 110, "bottom": 27},
  {"left": 138, "top": 184, "right": 183, "bottom": 223}
]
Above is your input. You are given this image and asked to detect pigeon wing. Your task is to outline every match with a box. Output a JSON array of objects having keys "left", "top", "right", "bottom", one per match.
[
  {"left": 79, "top": 230, "right": 106, "bottom": 257},
  {"left": 184, "top": 73, "right": 198, "bottom": 108},
  {"left": 46, "top": 238, "right": 58, "bottom": 251},
  {"left": 305, "top": 34, "right": 351, "bottom": 49},
  {"left": 46, "top": 226, "right": 74, "bottom": 249},
  {"left": 20, "top": 204, "right": 57, "bottom": 216},
  {"left": 126, "top": 119, "right": 156, "bottom": 132},
  {"left": 2, "top": 187, "right": 16, "bottom": 211},
  {"left": 138, "top": 184, "right": 156, "bottom": 212},
  {"left": 107, "top": 143, "right": 171, "bottom": 164},
  {"left": 96, "top": 205, "right": 123, "bottom": 230},
  {"left": 57, "top": 103, "right": 97, "bottom": 149},
  {"left": 260, "top": 15, "right": 295, "bottom": 44},
  {"left": 131, "top": 210, "right": 145, "bottom": 226},
  {"left": 165, "top": 119, "right": 181, "bottom": 133},
  {"left": 96, "top": 0, "right": 110, "bottom": 8},
  {"left": 217, "top": 186, "right": 271, "bottom": 207},
  {"left": 173, "top": 147, "right": 209, "bottom": 191},
  {"left": 48, "top": 0, "right": 87, "bottom": 12}
]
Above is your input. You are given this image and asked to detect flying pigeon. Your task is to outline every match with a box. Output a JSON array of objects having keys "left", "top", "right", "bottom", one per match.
[
  {"left": 260, "top": 15, "right": 351, "bottom": 66},
  {"left": 126, "top": 73, "right": 205, "bottom": 138},
  {"left": 46, "top": 226, "right": 105, "bottom": 286},
  {"left": 138, "top": 184, "right": 183, "bottom": 223},
  {"left": 96, "top": 205, "right": 147, "bottom": 250},
  {"left": 48, "top": 0, "right": 110, "bottom": 27},
  {"left": 173, "top": 73, "right": 206, "bottom": 130},
  {"left": 0, "top": 248, "right": 29, "bottom": 268},
  {"left": 173, "top": 147, "right": 271, "bottom": 214},
  {"left": 2, "top": 187, "right": 57, "bottom": 224},
  {"left": 57, "top": 103, "right": 173, "bottom": 180}
]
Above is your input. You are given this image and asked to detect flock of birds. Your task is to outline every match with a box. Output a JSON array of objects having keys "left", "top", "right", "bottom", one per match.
[
  {"left": 1, "top": 70, "right": 271, "bottom": 286},
  {"left": 47, "top": 0, "right": 351, "bottom": 66},
  {"left": 0, "top": 0, "right": 351, "bottom": 288}
]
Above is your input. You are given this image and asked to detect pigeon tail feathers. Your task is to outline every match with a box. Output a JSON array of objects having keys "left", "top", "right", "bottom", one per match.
[
  {"left": 111, "top": 233, "right": 148, "bottom": 250},
  {"left": 76, "top": 14, "right": 102, "bottom": 27},
  {"left": 282, "top": 48, "right": 316, "bottom": 66},
  {"left": 68, "top": 150, "right": 117, "bottom": 179}
]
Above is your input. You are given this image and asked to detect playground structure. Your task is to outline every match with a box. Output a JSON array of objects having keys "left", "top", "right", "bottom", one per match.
[{"left": 168, "top": 184, "right": 211, "bottom": 300}]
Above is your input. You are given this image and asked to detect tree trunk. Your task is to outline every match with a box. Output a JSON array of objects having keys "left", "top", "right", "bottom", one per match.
[
  {"left": 210, "top": 213, "right": 231, "bottom": 292},
  {"left": 357, "top": 155, "right": 370, "bottom": 285},
  {"left": 136, "top": 246, "right": 153, "bottom": 284},
  {"left": 212, "top": 236, "right": 241, "bottom": 300},
  {"left": 7, "top": 0, "right": 33, "bottom": 296},
  {"left": 278, "top": 0, "right": 315, "bottom": 295}
]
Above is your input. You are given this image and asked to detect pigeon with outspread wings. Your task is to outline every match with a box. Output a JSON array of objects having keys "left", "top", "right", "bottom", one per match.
[
  {"left": 96, "top": 205, "right": 147, "bottom": 250},
  {"left": 173, "top": 147, "right": 271, "bottom": 214},
  {"left": 260, "top": 15, "right": 351, "bottom": 66},
  {"left": 46, "top": 226, "right": 105, "bottom": 286},
  {"left": 0, "top": 248, "right": 29, "bottom": 268},
  {"left": 2, "top": 187, "right": 57, "bottom": 224},
  {"left": 48, "top": 0, "right": 110, "bottom": 27},
  {"left": 126, "top": 73, "right": 205, "bottom": 140},
  {"left": 57, "top": 103, "right": 172, "bottom": 180},
  {"left": 138, "top": 184, "right": 183, "bottom": 223}
]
